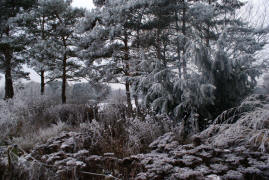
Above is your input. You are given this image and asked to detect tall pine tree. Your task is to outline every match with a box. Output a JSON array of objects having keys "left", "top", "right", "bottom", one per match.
[
  {"left": 0, "top": 0, "right": 36, "bottom": 99},
  {"left": 44, "top": 0, "right": 84, "bottom": 103}
]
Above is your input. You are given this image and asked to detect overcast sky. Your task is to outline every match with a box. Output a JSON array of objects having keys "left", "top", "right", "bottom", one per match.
[{"left": 71, "top": 0, "right": 94, "bottom": 9}]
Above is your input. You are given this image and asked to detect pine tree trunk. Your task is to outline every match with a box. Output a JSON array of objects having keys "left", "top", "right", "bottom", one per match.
[
  {"left": 134, "top": 30, "right": 141, "bottom": 117},
  {"left": 4, "top": 51, "right": 14, "bottom": 99},
  {"left": 40, "top": 70, "right": 45, "bottom": 95},
  {"left": 125, "top": 80, "right": 132, "bottom": 117},
  {"left": 3, "top": 27, "right": 14, "bottom": 99},
  {"left": 182, "top": 0, "right": 187, "bottom": 77},
  {"left": 206, "top": 0, "right": 211, "bottom": 47},
  {"left": 62, "top": 53, "right": 67, "bottom": 104},
  {"left": 176, "top": 39, "right": 182, "bottom": 79},
  {"left": 40, "top": 16, "right": 46, "bottom": 96},
  {"left": 124, "top": 31, "right": 132, "bottom": 116},
  {"left": 175, "top": 9, "right": 182, "bottom": 79}
]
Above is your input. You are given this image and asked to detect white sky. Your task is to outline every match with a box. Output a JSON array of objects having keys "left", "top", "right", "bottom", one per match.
[{"left": 71, "top": 0, "right": 94, "bottom": 9}]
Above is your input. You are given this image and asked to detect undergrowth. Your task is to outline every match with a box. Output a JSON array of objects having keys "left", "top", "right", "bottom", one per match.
[
  {"left": 0, "top": 86, "right": 179, "bottom": 157},
  {"left": 201, "top": 94, "right": 269, "bottom": 152}
]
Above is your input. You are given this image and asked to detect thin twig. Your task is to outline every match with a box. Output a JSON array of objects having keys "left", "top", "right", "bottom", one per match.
[{"left": 80, "top": 171, "right": 121, "bottom": 180}]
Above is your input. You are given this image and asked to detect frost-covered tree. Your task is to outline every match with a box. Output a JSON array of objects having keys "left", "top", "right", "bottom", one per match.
[
  {"left": 189, "top": 0, "right": 265, "bottom": 115},
  {"left": 0, "top": 0, "right": 36, "bottom": 99},
  {"left": 172, "top": 0, "right": 266, "bottom": 136},
  {"left": 81, "top": 0, "right": 150, "bottom": 115},
  {"left": 43, "top": 0, "right": 85, "bottom": 103},
  {"left": 128, "top": 0, "right": 267, "bottom": 136},
  {"left": 23, "top": 0, "right": 58, "bottom": 95},
  {"left": 131, "top": 0, "right": 188, "bottom": 116}
]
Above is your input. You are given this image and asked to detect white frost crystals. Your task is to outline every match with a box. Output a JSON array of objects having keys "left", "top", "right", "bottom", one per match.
[{"left": 0, "top": 99, "right": 20, "bottom": 142}]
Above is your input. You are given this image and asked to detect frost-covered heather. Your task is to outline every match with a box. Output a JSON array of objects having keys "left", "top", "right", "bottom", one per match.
[
  {"left": 79, "top": 107, "right": 179, "bottom": 156},
  {"left": 13, "top": 121, "right": 69, "bottom": 150},
  {"left": 126, "top": 116, "right": 167, "bottom": 154},
  {"left": 0, "top": 91, "right": 57, "bottom": 143},
  {"left": 0, "top": 99, "right": 18, "bottom": 141}
]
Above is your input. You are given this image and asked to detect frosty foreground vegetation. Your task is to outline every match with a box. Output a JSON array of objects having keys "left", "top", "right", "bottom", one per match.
[{"left": 1, "top": 90, "right": 269, "bottom": 179}]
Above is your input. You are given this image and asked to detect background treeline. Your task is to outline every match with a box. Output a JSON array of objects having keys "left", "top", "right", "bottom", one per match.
[{"left": 0, "top": 0, "right": 269, "bottom": 138}]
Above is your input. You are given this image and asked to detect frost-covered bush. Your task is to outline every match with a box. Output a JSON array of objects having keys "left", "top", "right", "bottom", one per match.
[
  {"left": 12, "top": 121, "right": 69, "bottom": 151},
  {"left": 0, "top": 84, "right": 63, "bottom": 144},
  {"left": 0, "top": 92, "right": 58, "bottom": 137},
  {"left": 78, "top": 111, "right": 178, "bottom": 156},
  {"left": 79, "top": 120, "right": 105, "bottom": 154},
  {"left": 0, "top": 99, "right": 19, "bottom": 142},
  {"left": 99, "top": 89, "right": 129, "bottom": 121},
  {"left": 42, "top": 104, "right": 92, "bottom": 125},
  {"left": 79, "top": 118, "right": 126, "bottom": 155},
  {"left": 126, "top": 116, "right": 168, "bottom": 154},
  {"left": 200, "top": 94, "right": 269, "bottom": 152},
  {"left": 125, "top": 116, "right": 176, "bottom": 155}
]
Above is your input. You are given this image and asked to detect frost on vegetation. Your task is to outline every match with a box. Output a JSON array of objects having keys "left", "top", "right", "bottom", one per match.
[
  {"left": 0, "top": 100, "right": 18, "bottom": 141},
  {"left": 13, "top": 121, "right": 69, "bottom": 150},
  {"left": 80, "top": 119, "right": 104, "bottom": 146},
  {"left": 78, "top": 113, "right": 178, "bottom": 155},
  {"left": 200, "top": 94, "right": 269, "bottom": 152},
  {"left": 126, "top": 117, "right": 162, "bottom": 153},
  {"left": 0, "top": 88, "right": 72, "bottom": 149},
  {"left": 44, "top": 104, "right": 87, "bottom": 124},
  {"left": 126, "top": 115, "right": 179, "bottom": 154}
]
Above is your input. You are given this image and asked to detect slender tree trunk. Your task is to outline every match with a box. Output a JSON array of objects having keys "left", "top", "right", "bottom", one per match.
[
  {"left": 175, "top": 10, "right": 182, "bottom": 79},
  {"left": 206, "top": 0, "right": 211, "bottom": 47},
  {"left": 3, "top": 27, "right": 14, "bottom": 99},
  {"left": 62, "top": 53, "right": 67, "bottom": 104},
  {"left": 176, "top": 38, "right": 182, "bottom": 79},
  {"left": 61, "top": 35, "right": 68, "bottom": 104},
  {"left": 4, "top": 50, "right": 14, "bottom": 99},
  {"left": 40, "top": 70, "right": 45, "bottom": 95},
  {"left": 182, "top": 0, "right": 187, "bottom": 77},
  {"left": 134, "top": 29, "right": 141, "bottom": 117},
  {"left": 125, "top": 80, "right": 132, "bottom": 117},
  {"left": 40, "top": 15, "right": 46, "bottom": 96},
  {"left": 123, "top": 31, "right": 132, "bottom": 116}
]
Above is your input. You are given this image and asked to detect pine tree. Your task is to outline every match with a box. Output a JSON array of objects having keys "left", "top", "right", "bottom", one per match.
[
  {"left": 130, "top": 0, "right": 267, "bottom": 135},
  {"left": 189, "top": 0, "right": 265, "bottom": 115},
  {"left": 132, "top": 0, "right": 184, "bottom": 115},
  {"left": 43, "top": 0, "right": 85, "bottom": 103},
  {"left": 0, "top": 0, "right": 36, "bottom": 99},
  {"left": 23, "top": 0, "right": 58, "bottom": 95},
  {"left": 81, "top": 0, "right": 151, "bottom": 116}
]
